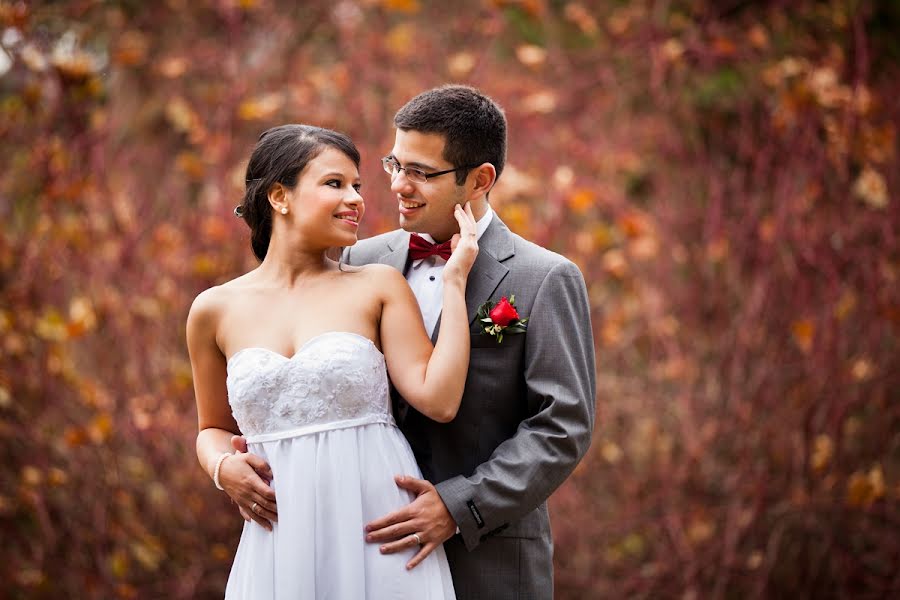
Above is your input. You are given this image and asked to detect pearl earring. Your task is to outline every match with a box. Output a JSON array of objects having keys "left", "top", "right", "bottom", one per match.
[{"left": 281, "top": 207, "right": 288, "bottom": 215}]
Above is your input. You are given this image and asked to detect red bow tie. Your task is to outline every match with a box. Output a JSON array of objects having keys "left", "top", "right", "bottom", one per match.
[{"left": 408, "top": 233, "right": 453, "bottom": 261}]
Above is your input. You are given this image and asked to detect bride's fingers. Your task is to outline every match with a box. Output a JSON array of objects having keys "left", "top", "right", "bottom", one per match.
[
  {"left": 453, "top": 203, "right": 476, "bottom": 235},
  {"left": 406, "top": 542, "right": 438, "bottom": 570}
]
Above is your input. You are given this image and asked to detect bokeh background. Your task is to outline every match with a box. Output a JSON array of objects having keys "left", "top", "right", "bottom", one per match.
[{"left": 2, "top": 0, "right": 899, "bottom": 598}]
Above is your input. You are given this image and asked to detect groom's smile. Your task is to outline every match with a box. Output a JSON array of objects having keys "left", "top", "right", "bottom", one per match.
[{"left": 388, "top": 129, "right": 471, "bottom": 243}]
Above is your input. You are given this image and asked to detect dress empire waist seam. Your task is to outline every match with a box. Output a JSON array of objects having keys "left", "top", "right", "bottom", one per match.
[{"left": 244, "top": 414, "right": 397, "bottom": 443}]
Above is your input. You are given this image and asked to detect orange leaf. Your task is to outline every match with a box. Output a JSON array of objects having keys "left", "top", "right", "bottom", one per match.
[{"left": 791, "top": 319, "right": 815, "bottom": 353}]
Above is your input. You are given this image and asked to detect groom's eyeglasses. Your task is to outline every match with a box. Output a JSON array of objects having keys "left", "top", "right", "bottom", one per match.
[{"left": 381, "top": 156, "right": 476, "bottom": 184}]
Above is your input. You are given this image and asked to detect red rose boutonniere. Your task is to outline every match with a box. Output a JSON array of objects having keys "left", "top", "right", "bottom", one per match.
[{"left": 476, "top": 295, "right": 528, "bottom": 343}]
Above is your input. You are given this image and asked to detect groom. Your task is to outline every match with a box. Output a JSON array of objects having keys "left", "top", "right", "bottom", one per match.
[
  {"left": 232, "top": 85, "right": 595, "bottom": 597},
  {"left": 347, "top": 85, "right": 596, "bottom": 598}
]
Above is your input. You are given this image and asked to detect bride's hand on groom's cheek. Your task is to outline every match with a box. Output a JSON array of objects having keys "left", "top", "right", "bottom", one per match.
[
  {"left": 219, "top": 435, "right": 277, "bottom": 531},
  {"left": 364, "top": 475, "right": 457, "bottom": 570}
]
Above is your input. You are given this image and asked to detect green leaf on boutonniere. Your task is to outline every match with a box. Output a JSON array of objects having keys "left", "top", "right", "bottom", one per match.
[{"left": 475, "top": 294, "right": 529, "bottom": 344}]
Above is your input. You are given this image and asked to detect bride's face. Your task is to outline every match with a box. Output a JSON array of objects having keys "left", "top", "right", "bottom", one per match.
[{"left": 284, "top": 147, "right": 364, "bottom": 248}]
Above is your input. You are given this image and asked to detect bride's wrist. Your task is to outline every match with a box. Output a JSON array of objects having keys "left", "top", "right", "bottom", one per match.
[{"left": 212, "top": 451, "right": 234, "bottom": 490}]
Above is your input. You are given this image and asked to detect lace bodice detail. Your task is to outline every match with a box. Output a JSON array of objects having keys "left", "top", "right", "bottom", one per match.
[{"left": 226, "top": 332, "right": 392, "bottom": 440}]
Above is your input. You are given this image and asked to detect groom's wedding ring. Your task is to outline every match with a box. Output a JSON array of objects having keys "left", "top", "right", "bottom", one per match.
[
  {"left": 251, "top": 502, "right": 260, "bottom": 514},
  {"left": 412, "top": 533, "right": 422, "bottom": 545}
]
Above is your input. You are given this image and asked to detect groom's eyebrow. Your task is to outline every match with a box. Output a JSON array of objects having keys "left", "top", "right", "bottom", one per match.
[{"left": 388, "top": 153, "right": 435, "bottom": 170}]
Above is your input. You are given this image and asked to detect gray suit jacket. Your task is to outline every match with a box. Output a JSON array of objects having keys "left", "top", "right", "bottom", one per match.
[{"left": 345, "top": 214, "right": 596, "bottom": 599}]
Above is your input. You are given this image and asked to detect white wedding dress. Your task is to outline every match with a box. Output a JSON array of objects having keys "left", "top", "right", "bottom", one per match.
[{"left": 224, "top": 332, "right": 456, "bottom": 599}]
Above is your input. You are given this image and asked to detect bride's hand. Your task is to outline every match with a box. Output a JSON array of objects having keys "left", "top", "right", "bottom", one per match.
[
  {"left": 442, "top": 202, "right": 479, "bottom": 284},
  {"left": 217, "top": 450, "right": 278, "bottom": 531}
]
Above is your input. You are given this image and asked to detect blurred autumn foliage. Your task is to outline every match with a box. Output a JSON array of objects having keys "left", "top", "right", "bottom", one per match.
[{"left": 1, "top": 0, "right": 898, "bottom": 598}]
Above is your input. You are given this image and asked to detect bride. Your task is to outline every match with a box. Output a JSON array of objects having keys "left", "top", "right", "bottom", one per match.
[{"left": 187, "top": 124, "right": 476, "bottom": 598}]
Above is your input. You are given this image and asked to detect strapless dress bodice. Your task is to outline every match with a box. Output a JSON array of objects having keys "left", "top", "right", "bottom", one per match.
[{"left": 226, "top": 332, "right": 393, "bottom": 442}]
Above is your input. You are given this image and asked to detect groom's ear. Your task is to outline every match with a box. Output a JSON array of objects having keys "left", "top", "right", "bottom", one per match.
[{"left": 469, "top": 163, "right": 497, "bottom": 200}]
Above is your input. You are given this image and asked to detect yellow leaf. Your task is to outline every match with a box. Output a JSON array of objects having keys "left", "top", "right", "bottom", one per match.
[
  {"left": 520, "top": 90, "right": 557, "bottom": 114},
  {"left": 157, "top": 56, "right": 189, "bottom": 79},
  {"left": 601, "top": 248, "right": 628, "bottom": 278},
  {"left": 109, "top": 549, "right": 129, "bottom": 579},
  {"left": 237, "top": 93, "right": 284, "bottom": 121},
  {"left": 68, "top": 296, "right": 97, "bottom": 335},
  {"left": 661, "top": 38, "right": 684, "bottom": 63},
  {"left": 628, "top": 236, "right": 658, "bottom": 261},
  {"left": 212, "top": 543, "right": 231, "bottom": 561},
  {"left": 113, "top": 31, "right": 148, "bottom": 66},
  {"left": 515, "top": 44, "right": 546, "bottom": 68},
  {"left": 35, "top": 309, "right": 67, "bottom": 341},
  {"left": 47, "top": 467, "right": 68, "bottom": 486},
  {"left": 192, "top": 255, "right": 218, "bottom": 277},
  {"left": 851, "top": 357, "right": 874, "bottom": 381},
  {"left": 385, "top": 23, "right": 415, "bottom": 58},
  {"left": 834, "top": 289, "right": 856, "bottom": 320},
  {"left": 165, "top": 97, "right": 201, "bottom": 135},
  {"left": 600, "top": 441, "right": 623, "bottom": 464},
  {"left": 564, "top": 3, "right": 599, "bottom": 36},
  {"left": 811, "top": 434, "right": 833, "bottom": 472},
  {"left": 88, "top": 412, "right": 113, "bottom": 444},
  {"left": 846, "top": 465, "right": 885, "bottom": 508},
  {"left": 687, "top": 518, "right": 715, "bottom": 545},
  {"left": 447, "top": 52, "right": 476, "bottom": 78},
  {"left": 567, "top": 189, "right": 594, "bottom": 214},
  {"left": 176, "top": 151, "right": 206, "bottom": 180},
  {"left": 21, "top": 465, "right": 42, "bottom": 486},
  {"left": 130, "top": 541, "right": 164, "bottom": 572},
  {"left": 853, "top": 166, "right": 889, "bottom": 209}
]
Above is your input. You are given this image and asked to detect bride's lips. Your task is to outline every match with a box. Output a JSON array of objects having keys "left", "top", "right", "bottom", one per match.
[{"left": 334, "top": 210, "right": 359, "bottom": 228}]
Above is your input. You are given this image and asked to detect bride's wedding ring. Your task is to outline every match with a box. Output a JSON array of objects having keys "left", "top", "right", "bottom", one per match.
[
  {"left": 251, "top": 502, "right": 260, "bottom": 514},
  {"left": 412, "top": 533, "right": 422, "bottom": 545}
]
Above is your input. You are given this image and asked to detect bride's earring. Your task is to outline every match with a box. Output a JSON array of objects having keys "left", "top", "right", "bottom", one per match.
[{"left": 281, "top": 207, "right": 288, "bottom": 215}]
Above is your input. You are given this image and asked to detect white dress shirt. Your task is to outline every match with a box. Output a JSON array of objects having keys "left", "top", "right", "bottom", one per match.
[{"left": 406, "top": 209, "right": 493, "bottom": 337}]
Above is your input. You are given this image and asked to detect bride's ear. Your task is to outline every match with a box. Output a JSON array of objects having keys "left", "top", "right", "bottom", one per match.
[{"left": 268, "top": 182, "right": 290, "bottom": 215}]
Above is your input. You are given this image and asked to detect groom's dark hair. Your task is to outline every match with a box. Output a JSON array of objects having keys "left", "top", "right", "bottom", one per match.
[{"left": 394, "top": 85, "right": 507, "bottom": 186}]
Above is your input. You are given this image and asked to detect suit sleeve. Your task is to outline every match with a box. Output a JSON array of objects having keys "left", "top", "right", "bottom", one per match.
[{"left": 434, "top": 260, "right": 597, "bottom": 550}]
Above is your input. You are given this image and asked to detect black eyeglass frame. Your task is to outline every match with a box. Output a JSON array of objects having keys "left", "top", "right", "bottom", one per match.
[{"left": 381, "top": 156, "right": 479, "bottom": 183}]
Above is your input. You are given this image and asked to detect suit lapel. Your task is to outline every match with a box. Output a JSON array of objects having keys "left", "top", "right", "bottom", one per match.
[
  {"left": 431, "top": 214, "right": 515, "bottom": 342},
  {"left": 377, "top": 230, "right": 412, "bottom": 272}
]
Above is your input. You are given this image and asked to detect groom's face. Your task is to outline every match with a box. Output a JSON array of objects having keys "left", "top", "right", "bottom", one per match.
[{"left": 388, "top": 129, "right": 467, "bottom": 243}]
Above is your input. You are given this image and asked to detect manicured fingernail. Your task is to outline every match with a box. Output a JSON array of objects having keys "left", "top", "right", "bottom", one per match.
[
  {"left": 366, "top": 534, "right": 373, "bottom": 541},
  {"left": 380, "top": 546, "right": 387, "bottom": 553}
]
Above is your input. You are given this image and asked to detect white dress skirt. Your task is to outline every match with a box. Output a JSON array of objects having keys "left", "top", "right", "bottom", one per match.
[{"left": 223, "top": 332, "right": 456, "bottom": 599}]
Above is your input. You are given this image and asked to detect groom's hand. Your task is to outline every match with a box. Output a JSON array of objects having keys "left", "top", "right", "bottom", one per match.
[
  {"left": 364, "top": 475, "right": 457, "bottom": 570},
  {"left": 224, "top": 435, "right": 277, "bottom": 530}
]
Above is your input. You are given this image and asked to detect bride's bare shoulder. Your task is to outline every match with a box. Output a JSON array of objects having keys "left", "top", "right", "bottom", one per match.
[
  {"left": 353, "top": 263, "right": 405, "bottom": 284},
  {"left": 188, "top": 272, "right": 257, "bottom": 322}
]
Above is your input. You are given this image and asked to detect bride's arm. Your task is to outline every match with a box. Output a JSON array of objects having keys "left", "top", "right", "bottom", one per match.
[
  {"left": 187, "top": 289, "right": 277, "bottom": 530},
  {"left": 378, "top": 203, "right": 479, "bottom": 423}
]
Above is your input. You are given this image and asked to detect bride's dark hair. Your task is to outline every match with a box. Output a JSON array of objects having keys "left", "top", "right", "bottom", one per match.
[{"left": 236, "top": 124, "right": 361, "bottom": 261}]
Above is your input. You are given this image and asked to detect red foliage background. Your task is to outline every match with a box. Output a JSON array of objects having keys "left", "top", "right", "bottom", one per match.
[{"left": 1, "top": 1, "right": 898, "bottom": 598}]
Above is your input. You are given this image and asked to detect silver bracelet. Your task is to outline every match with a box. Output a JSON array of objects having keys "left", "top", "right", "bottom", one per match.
[{"left": 213, "top": 452, "right": 233, "bottom": 491}]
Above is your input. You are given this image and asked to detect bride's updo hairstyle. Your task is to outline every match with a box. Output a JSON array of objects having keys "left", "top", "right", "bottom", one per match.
[{"left": 236, "top": 124, "right": 361, "bottom": 261}]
